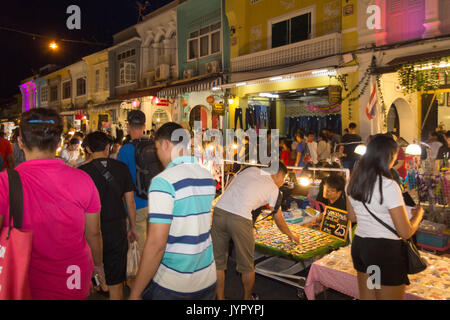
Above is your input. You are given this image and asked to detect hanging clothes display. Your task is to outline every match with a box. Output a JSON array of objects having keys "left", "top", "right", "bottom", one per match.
[
  {"left": 284, "top": 114, "right": 342, "bottom": 139},
  {"left": 234, "top": 107, "right": 243, "bottom": 129},
  {"left": 246, "top": 105, "right": 269, "bottom": 134}
]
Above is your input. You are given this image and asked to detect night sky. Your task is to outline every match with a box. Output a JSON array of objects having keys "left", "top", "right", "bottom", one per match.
[{"left": 0, "top": 0, "right": 173, "bottom": 99}]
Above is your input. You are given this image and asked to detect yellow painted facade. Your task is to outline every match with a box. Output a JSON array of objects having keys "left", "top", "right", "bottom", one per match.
[
  {"left": 225, "top": 0, "right": 361, "bottom": 135},
  {"left": 83, "top": 50, "right": 110, "bottom": 132}
]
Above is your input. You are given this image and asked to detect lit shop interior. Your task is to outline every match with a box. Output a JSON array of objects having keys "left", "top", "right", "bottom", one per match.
[{"left": 230, "top": 85, "right": 343, "bottom": 141}]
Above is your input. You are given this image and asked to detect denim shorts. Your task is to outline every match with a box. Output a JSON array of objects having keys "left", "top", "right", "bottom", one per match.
[{"left": 142, "top": 281, "right": 216, "bottom": 300}]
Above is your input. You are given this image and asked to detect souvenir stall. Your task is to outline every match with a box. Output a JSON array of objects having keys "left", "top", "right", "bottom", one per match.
[
  {"left": 305, "top": 245, "right": 450, "bottom": 300},
  {"left": 302, "top": 150, "right": 450, "bottom": 301},
  {"left": 404, "top": 144, "right": 450, "bottom": 253},
  {"left": 220, "top": 159, "right": 352, "bottom": 296}
]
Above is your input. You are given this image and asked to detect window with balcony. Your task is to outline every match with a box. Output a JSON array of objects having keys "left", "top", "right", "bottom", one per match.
[
  {"left": 188, "top": 21, "right": 221, "bottom": 61},
  {"left": 62, "top": 81, "right": 71, "bottom": 99},
  {"left": 104, "top": 67, "right": 109, "bottom": 91},
  {"left": 95, "top": 69, "right": 100, "bottom": 92},
  {"left": 41, "top": 86, "right": 48, "bottom": 102},
  {"left": 270, "top": 11, "right": 312, "bottom": 49},
  {"left": 117, "top": 49, "right": 136, "bottom": 61},
  {"left": 50, "top": 85, "right": 58, "bottom": 102},
  {"left": 119, "top": 62, "right": 136, "bottom": 85},
  {"left": 76, "top": 78, "right": 86, "bottom": 96}
]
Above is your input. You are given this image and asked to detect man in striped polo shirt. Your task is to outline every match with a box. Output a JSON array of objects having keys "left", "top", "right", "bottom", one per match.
[{"left": 129, "top": 122, "right": 217, "bottom": 300}]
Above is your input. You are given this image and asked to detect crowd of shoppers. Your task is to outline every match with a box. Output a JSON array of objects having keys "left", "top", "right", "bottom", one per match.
[{"left": 1, "top": 106, "right": 441, "bottom": 301}]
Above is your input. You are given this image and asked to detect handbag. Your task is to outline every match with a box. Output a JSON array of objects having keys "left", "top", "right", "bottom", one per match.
[
  {"left": 362, "top": 203, "right": 426, "bottom": 275},
  {"left": 0, "top": 169, "right": 33, "bottom": 300}
]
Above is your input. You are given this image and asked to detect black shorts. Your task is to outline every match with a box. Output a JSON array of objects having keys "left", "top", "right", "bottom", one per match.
[
  {"left": 102, "top": 220, "right": 128, "bottom": 286},
  {"left": 351, "top": 235, "right": 410, "bottom": 286}
]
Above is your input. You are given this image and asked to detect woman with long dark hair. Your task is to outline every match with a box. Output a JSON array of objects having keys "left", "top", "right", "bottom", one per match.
[{"left": 346, "top": 134, "right": 424, "bottom": 300}]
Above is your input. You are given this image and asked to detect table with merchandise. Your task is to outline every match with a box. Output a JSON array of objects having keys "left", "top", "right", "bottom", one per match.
[
  {"left": 304, "top": 245, "right": 450, "bottom": 300},
  {"left": 252, "top": 217, "right": 348, "bottom": 293}
]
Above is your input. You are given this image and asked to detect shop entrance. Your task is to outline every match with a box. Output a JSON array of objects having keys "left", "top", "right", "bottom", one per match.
[
  {"left": 387, "top": 103, "right": 400, "bottom": 135},
  {"left": 247, "top": 87, "right": 342, "bottom": 139},
  {"left": 152, "top": 109, "right": 170, "bottom": 130},
  {"left": 390, "top": 97, "right": 415, "bottom": 143},
  {"left": 189, "top": 105, "right": 208, "bottom": 130}
]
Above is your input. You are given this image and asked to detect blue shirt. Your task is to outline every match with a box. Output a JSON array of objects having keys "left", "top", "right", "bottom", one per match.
[
  {"left": 117, "top": 143, "right": 147, "bottom": 210},
  {"left": 148, "top": 156, "right": 217, "bottom": 294},
  {"left": 296, "top": 142, "right": 306, "bottom": 167}
]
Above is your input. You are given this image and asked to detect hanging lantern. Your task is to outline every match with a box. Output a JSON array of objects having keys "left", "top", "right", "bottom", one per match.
[
  {"left": 206, "top": 95, "right": 215, "bottom": 104},
  {"left": 152, "top": 96, "right": 161, "bottom": 104},
  {"left": 181, "top": 99, "right": 188, "bottom": 107}
]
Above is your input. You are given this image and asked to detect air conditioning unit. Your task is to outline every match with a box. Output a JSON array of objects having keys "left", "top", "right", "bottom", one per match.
[
  {"left": 206, "top": 60, "right": 220, "bottom": 74},
  {"left": 183, "top": 68, "right": 194, "bottom": 79},
  {"left": 170, "top": 65, "right": 178, "bottom": 80},
  {"left": 143, "top": 71, "right": 156, "bottom": 87},
  {"left": 156, "top": 64, "right": 170, "bottom": 81}
]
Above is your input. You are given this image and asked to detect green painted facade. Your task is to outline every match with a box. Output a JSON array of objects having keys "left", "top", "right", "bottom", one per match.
[{"left": 177, "top": 0, "right": 230, "bottom": 78}]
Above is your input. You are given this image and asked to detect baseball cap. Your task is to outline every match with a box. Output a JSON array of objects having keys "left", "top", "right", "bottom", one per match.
[{"left": 127, "top": 110, "right": 146, "bottom": 126}]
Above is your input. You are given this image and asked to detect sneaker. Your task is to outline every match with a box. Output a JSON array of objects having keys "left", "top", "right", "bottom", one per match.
[{"left": 251, "top": 293, "right": 260, "bottom": 300}]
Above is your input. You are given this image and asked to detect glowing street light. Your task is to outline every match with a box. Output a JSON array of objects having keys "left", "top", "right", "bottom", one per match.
[{"left": 49, "top": 42, "right": 58, "bottom": 50}]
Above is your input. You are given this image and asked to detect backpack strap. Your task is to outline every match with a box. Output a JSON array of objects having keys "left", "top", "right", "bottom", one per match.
[
  {"left": 91, "top": 159, "right": 123, "bottom": 198},
  {"left": 362, "top": 202, "right": 400, "bottom": 238},
  {"left": 6, "top": 168, "right": 24, "bottom": 239}
]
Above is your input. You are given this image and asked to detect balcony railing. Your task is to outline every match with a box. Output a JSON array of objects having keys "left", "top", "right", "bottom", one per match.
[{"left": 231, "top": 32, "right": 341, "bottom": 72}]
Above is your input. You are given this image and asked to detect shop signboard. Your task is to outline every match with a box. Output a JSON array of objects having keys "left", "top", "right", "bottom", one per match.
[
  {"left": 320, "top": 206, "right": 350, "bottom": 242},
  {"left": 212, "top": 103, "right": 225, "bottom": 116},
  {"left": 328, "top": 86, "right": 342, "bottom": 104}
]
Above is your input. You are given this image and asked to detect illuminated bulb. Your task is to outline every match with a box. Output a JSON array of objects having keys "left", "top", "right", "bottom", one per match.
[
  {"left": 354, "top": 144, "right": 367, "bottom": 156},
  {"left": 156, "top": 118, "right": 160, "bottom": 122},
  {"left": 228, "top": 98, "right": 234, "bottom": 104},
  {"left": 49, "top": 42, "right": 58, "bottom": 50},
  {"left": 298, "top": 177, "right": 311, "bottom": 187},
  {"left": 232, "top": 143, "right": 238, "bottom": 149},
  {"left": 405, "top": 143, "right": 422, "bottom": 156}
]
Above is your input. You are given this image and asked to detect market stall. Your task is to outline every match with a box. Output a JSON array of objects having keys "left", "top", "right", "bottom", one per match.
[
  {"left": 305, "top": 245, "right": 450, "bottom": 300},
  {"left": 403, "top": 149, "right": 449, "bottom": 253},
  {"left": 237, "top": 163, "right": 353, "bottom": 294}
]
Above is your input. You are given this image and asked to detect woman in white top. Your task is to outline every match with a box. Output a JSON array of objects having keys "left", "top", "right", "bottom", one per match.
[{"left": 346, "top": 134, "right": 424, "bottom": 300}]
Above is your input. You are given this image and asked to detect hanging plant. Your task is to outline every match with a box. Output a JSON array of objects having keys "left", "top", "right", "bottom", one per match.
[{"left": 397, "top": 57, "right": 449, "bottom": 93}]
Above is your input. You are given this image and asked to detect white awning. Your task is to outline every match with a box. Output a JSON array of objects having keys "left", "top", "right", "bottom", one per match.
[
  {"left": 221, "top": 65, "right": 358, "bottom": 89},
  {"left": 157, "top": 77, "right": 223, "bottom": 98}
]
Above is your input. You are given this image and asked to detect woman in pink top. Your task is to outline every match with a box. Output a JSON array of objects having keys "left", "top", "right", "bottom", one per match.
[{"left": 0, "top": 108, "right": 104, "bottom": 300}]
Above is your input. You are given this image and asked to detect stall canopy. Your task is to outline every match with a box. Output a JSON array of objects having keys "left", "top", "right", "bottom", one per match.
[{"left": 157, "top": 76, "right": 223, "bottom": 98}]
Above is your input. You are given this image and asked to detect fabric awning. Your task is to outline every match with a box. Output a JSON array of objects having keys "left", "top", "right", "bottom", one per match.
[
  {"left": 116, "top": 85, "right": 164, "bottom": 100},
  {"left": 89, "top": 100, "right": 121, "bottom": 112},
  {"left": 373, "top": 48, "right": 450, "bottom": 74},
  {"left": 157, "top": 76, "right": 223, "bottom": 98}
]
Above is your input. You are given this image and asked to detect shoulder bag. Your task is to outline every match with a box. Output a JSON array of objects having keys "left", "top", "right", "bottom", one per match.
[
  {"left": 0, "top": 169, "right": 33, "bottom": 300},
  {"left": 362, "top": 202, "right": 426, "bottom": 275}
]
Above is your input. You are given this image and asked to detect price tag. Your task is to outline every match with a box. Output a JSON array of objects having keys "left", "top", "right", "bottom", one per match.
[{"left": 320, "top": 206, "right": 350, "bottom": 242}]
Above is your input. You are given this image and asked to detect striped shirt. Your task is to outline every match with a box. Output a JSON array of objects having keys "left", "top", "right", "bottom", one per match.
[{"left": 148, "top": 156, "right": 217, "bottom": 295}]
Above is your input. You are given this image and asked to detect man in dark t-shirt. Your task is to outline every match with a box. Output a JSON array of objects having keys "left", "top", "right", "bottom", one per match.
[
  {"left": 340, "top": 122, "right": 362, "bottom": 173},
  {"left": 79, "top": 131, "right": 137, "bottom": 300}
]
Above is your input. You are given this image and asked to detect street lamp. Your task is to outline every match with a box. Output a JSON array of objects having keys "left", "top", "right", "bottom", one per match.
[{"left": 49, "top": 41, "right": 58, "bottom": 50}]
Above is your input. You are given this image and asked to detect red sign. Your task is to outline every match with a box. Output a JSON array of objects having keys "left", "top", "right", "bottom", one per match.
[{"left": 156, "top": 99, "right": 169, "bottom": 107}]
